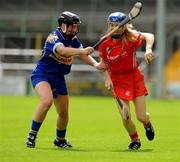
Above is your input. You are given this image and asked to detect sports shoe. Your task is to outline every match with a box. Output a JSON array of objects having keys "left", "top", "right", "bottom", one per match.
[
  {"left": 54, "top": 138, "right": 72, "bottom": 148},
  {"left": 145, "top": 123, "right": 155, "bottom": 141},
  {"left": 128, "top": 141, "right": 141, "bottom": 150},
  {"left": 26, "top": 132, "right": 37, "bottom": 148}
]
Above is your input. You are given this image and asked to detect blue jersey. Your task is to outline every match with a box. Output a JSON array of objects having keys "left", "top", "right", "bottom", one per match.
[{"left": 32, "top": 27, "right": 82, "bottom": 76}]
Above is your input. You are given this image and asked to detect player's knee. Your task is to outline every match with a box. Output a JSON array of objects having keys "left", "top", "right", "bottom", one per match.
[
  {"left": 120, "top": 106, "right": 131, "bottom": 121},
  {"left": 122, "top": 113, "right": 131, "bottom": 122},
  {"left": 41, "top": 97, "right": 53, "bottom": 109},
  {"left": 123, "top": 116, "right": 131, "bottom": 122}
]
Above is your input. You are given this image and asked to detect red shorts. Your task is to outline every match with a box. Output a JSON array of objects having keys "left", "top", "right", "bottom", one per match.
[{"left": 111, "top": 68, "right": 148, "bottom": 100}]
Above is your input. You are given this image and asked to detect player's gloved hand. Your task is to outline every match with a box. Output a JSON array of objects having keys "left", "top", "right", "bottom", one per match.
[
  {"left": 81, "top": 47, "right": 94, "bottom": 55},
  {"left": 144, "top": 49, "right": 154, "bottom": 64}
]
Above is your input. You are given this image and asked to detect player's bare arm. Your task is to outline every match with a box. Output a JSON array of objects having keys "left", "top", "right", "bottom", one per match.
[
  {"left": 96, "top": 58, "right": 108, "bottom": 71},
  {"left": 99, "top": 58, "right": 113, "bottom": 90},
  {"left": 79, "top": 53, "right": 97, "bottom": 66},
  {"left": 55, "top": 45, "right": 94, "bottom": 57},
  {"left": 104, "top": 70, "right": 113, "bottom": 91},
  {"left": 79, "top": 53, "right": 107, "bottom": 71},
  {"left": 141, "top": 32, "right": 155, "bottom": 64}
]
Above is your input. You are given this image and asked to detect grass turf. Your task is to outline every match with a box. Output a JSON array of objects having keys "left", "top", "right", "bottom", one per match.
[{"left": 0, "top": 95, "right": 180, "bottom": 162}]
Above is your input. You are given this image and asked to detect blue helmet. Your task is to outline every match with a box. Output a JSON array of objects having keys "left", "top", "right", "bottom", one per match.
[{"left": 107, "top": 12, "right": 126, "bottom": 23}]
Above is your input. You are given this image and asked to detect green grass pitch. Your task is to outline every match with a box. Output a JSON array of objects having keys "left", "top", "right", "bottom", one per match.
[{"left": 0, "top": 95, "right": 180, "bottom": 162}]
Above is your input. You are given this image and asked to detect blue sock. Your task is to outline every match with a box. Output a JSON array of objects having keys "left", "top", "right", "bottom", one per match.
[
  {"left": 56, "top": 129, "right": 66, "bottom": 139},
  {"left": 30, "top": 120, "right": 42, "bottom": 134}
]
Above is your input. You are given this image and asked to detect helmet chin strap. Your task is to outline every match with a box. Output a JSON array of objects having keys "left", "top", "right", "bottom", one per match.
[
  {"left": 65, "top": 34, "right": 76, "bottom": 41},
  {"left": 60, "top": 32, "right": 74, "bottom": 41},
  {"left": 60, "top": 24, "right": 78, "bottom": 41},
  {"left": 111, "top": 34, "right": 121, "bottom": 39},
  {"left": 62, "top": 32, "right": 77, "bottom": 41},
  {"left": 111, "top": 30, "right": 125, "bottom": 39}
]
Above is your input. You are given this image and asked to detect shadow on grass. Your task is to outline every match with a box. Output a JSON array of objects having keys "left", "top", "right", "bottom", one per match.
[
  {"left": 35, "top": 147, "right": 153, "bottom": 152},
  {"left": 111, "top": 149, "right": 153, "bottom": 152}
]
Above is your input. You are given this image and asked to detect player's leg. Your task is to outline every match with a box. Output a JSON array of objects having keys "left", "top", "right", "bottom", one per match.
[
  {"left": 34, "top": 81, "right": 54, "bottom": 121},
  {"left": 133, "top": 96, "right": 155, "bottom": 141},
  {"left": 26, "top": 81, "right": 53, "bottom": 148},
  {"left": 116, "top": 98, "right": 141, "bottom": 150},
  {"left": 53, "top": 95, "right": 72, "bottom": 148},
  {"left": 133, "top": 69, "right": 155, "bottom": 141}
]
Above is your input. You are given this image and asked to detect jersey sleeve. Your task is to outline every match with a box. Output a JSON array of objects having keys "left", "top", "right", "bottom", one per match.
[
  {"left": 98, "top": 43, "right": 104, "bottom": 59},
  {"left": 135, "top": 32, "right": 143, "bottom": 48},
  {"left": 45, "top": 33, "right": 64, "bottom": 54}
]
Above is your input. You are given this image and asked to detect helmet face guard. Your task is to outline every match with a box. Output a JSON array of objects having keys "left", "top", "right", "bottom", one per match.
[{"left": 58, "top": 11, "right": 81, "bottom": 40}]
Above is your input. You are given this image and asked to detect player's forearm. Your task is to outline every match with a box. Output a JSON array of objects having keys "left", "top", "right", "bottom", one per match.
[
  {"left": 142, "top": 33, "right": 155, "bottom": 64},
  {"left": 142, "top": 33, "right": 154, "bottom": 53},
  {"left": 103, "top": 70, "right": 113, "bottom": 90},
  {"left": 104, "top": 70, "right": 110, "bottom": 80},
  {"left": 145, "top": 33, "right": 154, "bottom": 53},
  {"left": 55, "top": 46, "right": 82, "bottom": 57},
  {"left": 79, "top": 54, "right": 97, "bottom": 66}
]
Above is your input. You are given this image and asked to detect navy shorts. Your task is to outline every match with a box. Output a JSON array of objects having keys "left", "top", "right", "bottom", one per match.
[{"left": 31, "top": 74, "right": 68, "bottom": 98}]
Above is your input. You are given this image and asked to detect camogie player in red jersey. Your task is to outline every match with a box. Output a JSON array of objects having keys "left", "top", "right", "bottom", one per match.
[{"left": 98, "top": 12, "right": 155, "bottom": 150}]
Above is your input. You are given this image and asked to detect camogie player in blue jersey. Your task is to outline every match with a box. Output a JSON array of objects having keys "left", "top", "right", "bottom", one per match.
[{"left": 26, "top": 11, "right": 105, "bottom": 148}]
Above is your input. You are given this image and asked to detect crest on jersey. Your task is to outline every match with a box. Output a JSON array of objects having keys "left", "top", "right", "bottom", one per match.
[
  {"left": 47, "top": 34, "right": 58, "bottom": 43},
  {"left": 106, "top": 47, "right": 111, "bottom": 54},
  {"left": 125, "top": 91, "right": 130, "bottom": 96}
]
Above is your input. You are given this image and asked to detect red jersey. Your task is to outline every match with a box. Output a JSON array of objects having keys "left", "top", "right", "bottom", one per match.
[
  {"left": 99, "top": 33, "right": 143, "bottom": 75},
  {"left": 98, "top": 34, "right": 148, "bottom": 100}
]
